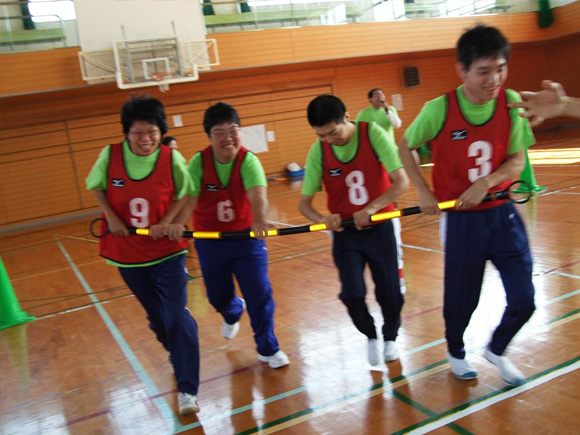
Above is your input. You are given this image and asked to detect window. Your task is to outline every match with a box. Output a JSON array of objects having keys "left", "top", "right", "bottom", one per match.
[{"left": 29, "top": 0, "right": 76, "bottom": 23}]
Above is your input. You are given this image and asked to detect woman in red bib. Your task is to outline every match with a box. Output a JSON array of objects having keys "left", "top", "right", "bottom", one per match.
[{"left": 86, "top": 96, "right": 200, "bottom": 415}]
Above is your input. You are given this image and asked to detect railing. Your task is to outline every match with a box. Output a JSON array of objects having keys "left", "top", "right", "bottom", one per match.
[
  {"left": 0, "top": 0, "right": 524, "bottom": 53},
  {"left": 202, "top": 0, "right": 516, "bottom": 33},
  {"left": 0, "top": 1, "right": 79, "bottom": 53}
]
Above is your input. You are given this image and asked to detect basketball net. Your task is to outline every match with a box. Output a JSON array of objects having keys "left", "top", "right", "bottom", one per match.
[{"left": 151, "top": 71, "right": 172, "bottom": 92}]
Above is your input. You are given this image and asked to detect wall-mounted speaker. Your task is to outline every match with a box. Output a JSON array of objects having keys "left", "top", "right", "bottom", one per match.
[{"left": 403, "top": 66, "right": 420, "bottom": 87}]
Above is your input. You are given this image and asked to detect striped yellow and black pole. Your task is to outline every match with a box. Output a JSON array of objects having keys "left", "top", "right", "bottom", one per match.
[{"left": 93, "top": 181, "right": 531, "bottom": 240}]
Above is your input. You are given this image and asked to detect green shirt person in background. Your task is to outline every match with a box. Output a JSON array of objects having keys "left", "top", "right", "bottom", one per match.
[{"left": 356, "top": 88, "right": 402, "bottom": 141}]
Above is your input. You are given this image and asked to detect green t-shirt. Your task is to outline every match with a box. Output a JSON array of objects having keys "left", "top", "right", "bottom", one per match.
[
  {"left": 85, "top": 141, "right": 194, "bottom": 198},
  {"left": 356, "top": 105, "right": 399, "bottom": 139},
  {"left": 85, "top": 141, "right": 194, "bottom": 268},
  {"left": 301, "top": 121, "right": 403, "bottom": 196},
  {"left": 187, "top": 149, "right": 267, "bottom": 197},
  {"left": 404, "top": 86, "right": 535, "bottom": 153}
]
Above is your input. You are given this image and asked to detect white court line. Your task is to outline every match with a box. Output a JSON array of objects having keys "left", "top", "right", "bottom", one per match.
[{"left": 405, "top": 359, "right": 580, "bottom": 435}]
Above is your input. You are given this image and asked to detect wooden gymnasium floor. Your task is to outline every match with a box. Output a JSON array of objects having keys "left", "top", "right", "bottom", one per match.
[{"left": 1, "top": 130, "right": 579, "bottom": 435}]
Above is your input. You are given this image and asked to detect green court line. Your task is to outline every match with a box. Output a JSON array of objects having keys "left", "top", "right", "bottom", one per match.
[
  {"left": 391, "top": 356, "right": 580, "bottom": 434},
  {"left": 229, "top": 308, "right": 580, "bottom": 435},
  {"left": 547, "top": 307, "right": 580, "bottom": 324},
  {"left": 391, "top": 391, "right": 476, "bottom": 435}
]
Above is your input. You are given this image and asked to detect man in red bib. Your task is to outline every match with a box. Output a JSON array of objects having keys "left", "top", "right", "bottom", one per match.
[
  {"left": 299, "top": 95, "right": 409, "bottom": 366},
  {"left": 86, "top": 96, "right": 201, "bottom": 415},
  {"left": 177, "top": 102, "right": 289, "bottom": 369},
  {"left": 398, "top": 25, "right": 536, "bottom": 386}
]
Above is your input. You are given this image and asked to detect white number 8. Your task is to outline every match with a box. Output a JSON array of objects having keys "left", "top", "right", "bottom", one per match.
[{"left": 345, "top": 170, "right": 369, "bottom": 206}]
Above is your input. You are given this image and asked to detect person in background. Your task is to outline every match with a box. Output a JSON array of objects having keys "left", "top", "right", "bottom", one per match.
[
  {"left": 85, "top": 95, "right": 201, "bottom": 415},
  {"left": 357, "top": 87, "right": 407, "bottom": 295},
  {"left": 397, "top": 24, "right": 536, "bottom": 387},
  {"left": 176, "top": 102, "right": 289, "bottom": 369},
  {"left": 299, "top": 94, "right": 409, "bottom": 366},
  {"left": 508, "top": 80, "right": 580, "bottom": 126},
  {"left": 162, "top": 135, "right": 179, "bottom": 150},
  {"left": 357, "top": 88, "right": 402, "bottom": 142}
]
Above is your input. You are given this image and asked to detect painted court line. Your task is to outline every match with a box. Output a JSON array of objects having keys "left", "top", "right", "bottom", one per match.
[
  {"left": 402, "top": 358, "right": 580, "bottom": 435},
  {"left": 54, "top": 240, "right": 580, "bottom": 433},
  {"left": 57, "top": 241, "right": 182, "bottom": 434},
  {"left": 229, "top": 302, "right": 580, "bottom": 434}
]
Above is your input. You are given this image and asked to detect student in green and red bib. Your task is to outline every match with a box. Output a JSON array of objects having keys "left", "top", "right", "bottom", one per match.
[
  {"left": 86, "top": 95, "right": 200, "bottom": 415},
  {"left": 398, "top": 24, "right": 536, "bottom": 387}
]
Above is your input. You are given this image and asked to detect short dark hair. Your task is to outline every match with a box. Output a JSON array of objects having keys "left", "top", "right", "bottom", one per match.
[
  {"left": 457, "top": 24, "right": 510, "bottom": 70},
  {"left": 121, "top": 95, "right": 168, "bottom": 136},
  {"left": 307, "top": 95, "right": 347, "bottom": 127},
  {"left": 203, "top": 102, "right": 241, "bottom": 135},
  {"left": 368, "top": 88, "right": 383, "bottom": 99},
  {"left": 162, "top": 136, "right": 176, "bottom": 146}
]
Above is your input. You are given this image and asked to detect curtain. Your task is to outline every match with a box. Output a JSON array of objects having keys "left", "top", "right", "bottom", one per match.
[
  {"left": 538, "top": 0, "right": 554, "bottom": 28},
  {"left": 240, "top": 1, "right": 251, "bottom": 13},
  {"left": 202, "top": 0, "right": 215, "bottom": 16},
  {"left": 21, "top": 1, "right": 36, "bottom": 30}
]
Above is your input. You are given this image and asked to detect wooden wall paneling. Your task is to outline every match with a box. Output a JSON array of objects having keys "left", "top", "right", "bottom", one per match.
[
  {"left": 70, "top": 137, "right": 124, "bottom": 153},
  {"left": 548, "top": 1, "right": 580, "bottom": 39},
  {"left": 0, "top": 146, "right": 74, "bottom": 165},
  {"left": 74, "top": 148, "right": 104, "bottom": 209},
  {"left": 274, "top": 117, "right": 317, "bottom": 170},
  {"left": 68, "top": 122, "right": 122, "bottom": 144},
  {"left": 173, "top": 131, "right": 209, "bottom": 162},
  {"left": 0, "top": 122, "right": 67, "bottom": 140},
  {"left": 0, "top": 47, "right": 85, "bottom": 96},
  {"left": 211, "top": 29, "right": 296, "bottom": 69},
  {"left": 67, "top": 113, "right": 120, "bottom": 129},
  {"left": 0, "top": 153, "right": 82, "bottom": 225},
  {"left": 543, "top": 35, "right": 580, "bottom": 99},
  {"left": 0, "top": 130, "right": 69, "bottom": 154}
]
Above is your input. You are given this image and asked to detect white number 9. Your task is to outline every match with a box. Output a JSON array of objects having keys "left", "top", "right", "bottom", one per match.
[{"left": 129, "top": 198, "right": 150, "bottom": 228}]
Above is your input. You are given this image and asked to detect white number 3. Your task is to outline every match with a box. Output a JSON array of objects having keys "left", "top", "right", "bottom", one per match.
[{"left": 468, "top": 141, "right": 492, "bottom": 183}]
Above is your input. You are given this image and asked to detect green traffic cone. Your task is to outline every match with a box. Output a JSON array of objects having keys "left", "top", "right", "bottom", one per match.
[
  {"left": 514, "top": 149, "right": 546, "bottom": 194},
  {"left": 0, "top": 257, "right": 35, "bottom": 330}
]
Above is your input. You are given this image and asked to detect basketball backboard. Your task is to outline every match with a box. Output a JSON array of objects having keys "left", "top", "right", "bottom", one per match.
[{"left": 78, "top": 37, "right": 219, "bottom": 91}]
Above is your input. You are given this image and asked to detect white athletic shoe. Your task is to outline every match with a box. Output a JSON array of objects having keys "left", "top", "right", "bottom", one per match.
[
  {"left": 447, "top": 351, "right": 478, "bottom": 380},
  {"left": 384, "top": 341, "right": 399, "bottom": 362},
  {"left": 368, "top": 339, "right": 380, "bottom": 366},
  {"left": 258, "top": 350, "right": 290, "bottom": 369},
  {"left": 221, "top": 299, "right": 246, "bottom": 340},
  {"left": 484, "top": 348, "right": 525, "bottom": 387},
  {"left": 178, "top": 392, "right": 200, "bottom": 415}
]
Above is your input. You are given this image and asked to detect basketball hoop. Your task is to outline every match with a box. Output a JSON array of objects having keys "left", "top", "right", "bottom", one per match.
[{"left": 151, "top": 71, "right": 173, "bottom": 92}]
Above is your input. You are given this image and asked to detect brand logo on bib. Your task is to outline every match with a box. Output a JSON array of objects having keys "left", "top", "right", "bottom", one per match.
[
  {"left": 451, "top": 130, "right": 468, "bottom": 141},
  {"left": 206, "top": 184, "right": 220, "bottom": 192},
  {"left": 112, "top": 178, "right": 125, "bottom": 187},
  {"left": 328, "top": 168, "right": 342, "bottom": 177}
]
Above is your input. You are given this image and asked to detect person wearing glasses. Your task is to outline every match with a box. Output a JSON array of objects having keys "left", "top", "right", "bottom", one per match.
[
  {"left": 85, "top": 95, "right": 201, "bottom": 415},
  {"left": 176, "top": 102, "right": 289, "bottom": 369}
]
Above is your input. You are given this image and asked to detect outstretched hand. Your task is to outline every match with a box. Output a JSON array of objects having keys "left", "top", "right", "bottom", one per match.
[{"left": 509, "top": 80, "right": 567, "bottom": 127}]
